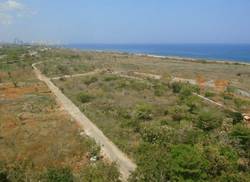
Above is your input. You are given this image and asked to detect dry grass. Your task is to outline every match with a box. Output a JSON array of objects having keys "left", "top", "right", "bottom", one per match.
[{"left": 0, "top": 82, "right": 93, "bottom": 171}]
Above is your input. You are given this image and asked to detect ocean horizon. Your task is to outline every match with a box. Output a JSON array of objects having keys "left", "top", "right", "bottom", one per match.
[{"left": 65, "top": 44, "right": 250, "bottom": 63}]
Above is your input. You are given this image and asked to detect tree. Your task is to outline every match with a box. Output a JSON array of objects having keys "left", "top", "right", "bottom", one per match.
[
  {"left": 229, "top": 112, "right": 243, "bottom": 124},
  {"left": 204, "top": 145, "right": 238, "bottom": 177},
  {"left": 131, "top": 144, "right": 209, "bottom": 182},
  {"left": 168, "top": 144, "right": 209, "bottom": 181},
  {"left": 196, "top": 109, "right": 223, "bottom": 131},
  {"left": 130, "top": 144, "right": 171, "bottom": 182},
  {"left": 171, "top": 82, "right": 182, "bottom": 93}
]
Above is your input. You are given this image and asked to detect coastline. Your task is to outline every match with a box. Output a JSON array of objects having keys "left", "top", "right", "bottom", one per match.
[
  {"left": 143, "top": 54, "right": 250, "bottom": 66},
  {"left": 66, "top": 47, "right": 250, "bottom": 66}
]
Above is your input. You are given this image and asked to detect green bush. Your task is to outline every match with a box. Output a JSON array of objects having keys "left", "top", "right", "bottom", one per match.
[
  {"left": 43, "top": 167, "right": 73, "bottom": 182},
  {"left": 171, "top": 82, "right": 200, "bottom": 98},
  {"left": 229, "top": 112, "right": 243, "bottom": 124},
  {"left": 233, "top": 98, "right": 250, "bottom": 110},
  {"left": 89, "top": 144, "right": 101, "bottom": 157},
  {"left": 170, "top": 105, "right": 190, "bottom": 122},
  {"left": 216, "top": 172, "right": 250, "bottom": 182},
  {"left": 180, "top": 86, "right": 193, "bottom": 97},
  {"left": 153, "top": 83, "right": 166, "bottom": 96},
  {"left": 223, "top": 93, "right": 233, "bottom": 100},
  {"left": 197, "top": 110, "right": 223, "bottom": 131},
  {"left": 140, "top": 125, "right": 173, "bottom": 145},
  {"left": 130, "top": 144, "right": 171, "bottom": 182},
  {"left": 104, "top": 75, "right": 119, "bottom": 82},
  {"left": 7, "top": 161, "right": 28, "bottom": 182},
  {"left": 57, "top": 65, "right": 70, "bottom": 75},
  {"left": 131, "top": 144, "right": 209, "bottom": 182},
  {"left": 134, "top": 104, "right": 153, "bottom": 121},
  {"left": 84, "top": 76, "right": 98, "bottom": 85},
  {"left": 0, "top": 165, "right": 8, "bottom": 182},
  {"left": 129, "top": 80, "right": 149, "bottom": 91},
  {"left": 77, "top": 92, "right": 94, "bottom": 103},
  {"left": 226, "top": 86, "right": 237, "bottom": 93},
  {"left": 171, "top": 82, "right": 182, "bottom": 93},
  {"left": 80, "top": 162, "right": 120, "bottom": 182},
  {"left": 230, "top": 124, "right": 250, "bottom": 150},
  {"left": 204, "top": 146, "right": 238, "bottom": 177},
  {"left": 205, "top": 91, "right": 216, "bottom": 98},
  {"left": 168, "top": 144, "right": 209, "bottom": 181}
]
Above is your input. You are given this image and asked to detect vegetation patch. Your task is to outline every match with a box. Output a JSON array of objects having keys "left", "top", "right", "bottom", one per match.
[{"left": 77, "top": 92, "right": 94, "bottom": 103}]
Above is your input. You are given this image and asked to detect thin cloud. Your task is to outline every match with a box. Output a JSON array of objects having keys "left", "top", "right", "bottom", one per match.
[
  {"left": 0, "top": 0, "right": 35, "bottom": 25},
  {"left": 0, "top": 13, "right": 12, "bottom": 24},
  {"left": 0, "top": 0, "right": 24, "bottom": 11}
]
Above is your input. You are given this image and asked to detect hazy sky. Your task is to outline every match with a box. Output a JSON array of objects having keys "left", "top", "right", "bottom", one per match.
[{"left": 0, "top": 0, "right": 250, "bottom": 44}]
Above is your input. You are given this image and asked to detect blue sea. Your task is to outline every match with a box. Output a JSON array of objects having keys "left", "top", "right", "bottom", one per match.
[{"left": 66, "top": 44, "right": 250, "bottom": 63}]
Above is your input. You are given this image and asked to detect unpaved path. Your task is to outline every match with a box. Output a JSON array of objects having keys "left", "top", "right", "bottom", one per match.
[
  {"left": 193, "top": 93, "right": 237, "bottom": 112},
  {"left": 51, "top": 69, "right": 104, "bottom": 80},
  {"left": 32, "top": 62, "right": 136, "bottom": 181},
  {"left": 133, "top": 72, "right": 162, "bottom": 80}
]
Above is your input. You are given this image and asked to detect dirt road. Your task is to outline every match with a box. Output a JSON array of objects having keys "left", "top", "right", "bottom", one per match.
[
  {"left": 51, "top": 69, "right": 104, "bottom": 80},
  {"left": 32, "top": 63, "right": 136, "bottom": 181},
  {"left": 193, "top": 93, "right": 237, "bottom": 112}
]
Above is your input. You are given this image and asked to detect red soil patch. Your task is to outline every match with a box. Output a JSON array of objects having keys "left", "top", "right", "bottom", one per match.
[
  {"left": 214, "top": 80, "right": 229, "bottom": 92},
  {"left": 0, "top": 72, "right": 8, "bottom": 80},
  {"left": 0, "top": 84, "right": 46, "bottom": 99},
  {"left": 196, "top": 75, "right": 206, "bottom": 91}
]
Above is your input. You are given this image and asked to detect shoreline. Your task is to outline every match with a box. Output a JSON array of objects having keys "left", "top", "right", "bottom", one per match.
[
  {"left": 143, "top": 54, "right": 250, "bottom": 66},
  {"left": 66, "top": 47, "right": 250, "bottom": 66}
]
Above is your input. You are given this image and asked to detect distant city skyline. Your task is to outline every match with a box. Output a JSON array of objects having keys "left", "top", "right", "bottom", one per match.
[{"left": 0, "top": 0, "right": 250, "bottom": 44}]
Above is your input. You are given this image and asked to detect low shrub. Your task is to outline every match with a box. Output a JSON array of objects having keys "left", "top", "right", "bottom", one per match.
[
  {"left": 42, "top": 167, "right": 74, "bottom": 182},
  {"left": 223, "top": 93, "right": 233, "bottom": 100},
  {"left": 129, "top": 80, "right": 149, "bottom": 91},
  {"left": 140, "top": 125, "right": 173, "bottom": 145},
  {"left": 230, "top": 124, "right": 250, "bottom": 150},
  {"left": 153, "top": 83, "right": 166, "bottom": 96},
  {"left": 229, "top": 112, "right": 243, "bottom": 124},
  {"left": 168, "top": 144, "right": 209, "bottom": 181},
  {"left": 84, "top": 76, "right": 98, "bottom": 85},
  {"left": 0, "top": 164, "right": 8, "bottom": 182},
  {"left": 196, "top": 109, "right": 223, "bottom": 131},
  {"left": 89, "top": 144, "right": 101, "bottom": 157},
  {"left": 77, "top": 92, "right": 94, "bottom": 103},
  {"left": 80, "top": 162, "right": 120, "bottom": 182},
  {"left": 205, "top": 91, "right": 216, "bottom": 98},
  {"left": 104, "top": 75, "right": 119, "bottom": 82},
  {"left": 226, "top": 86, "right": 237, "bottom": 93},
  {"left": 171, "top": 82, "right": 182, "bottom": 93},
  {"left": 134, "top": 104, "right": 153, "bottom": 121},
  {"left": 57, "top": 65, "right": 70, "bottom": 75}
]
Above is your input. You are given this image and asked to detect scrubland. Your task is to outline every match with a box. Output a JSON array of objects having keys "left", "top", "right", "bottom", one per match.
[
  {"left": 1, "top": 45, "right": 250, "bottom": 181},
  {"left": 0, "top": 46, "right": 120, "bottom": 182}
]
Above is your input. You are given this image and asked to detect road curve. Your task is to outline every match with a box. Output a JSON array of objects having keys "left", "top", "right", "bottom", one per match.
[{"left": 32, "top": 62, "right": 136, "bottom": 181}]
